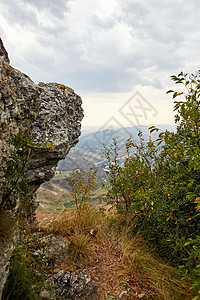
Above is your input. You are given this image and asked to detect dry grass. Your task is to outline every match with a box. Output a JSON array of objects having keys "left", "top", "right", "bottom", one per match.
[
  {"left": 39, "top": 208, "right": 194, "bottom": 299},
  {"left": 118, "top": 232, "right": 190, "bottom": 300},
  {"left": 40, "top": 207, "right": 105, "bottom": 237},
  {"left": 67, "top": 232, "right": 92, "bottom": 263}
]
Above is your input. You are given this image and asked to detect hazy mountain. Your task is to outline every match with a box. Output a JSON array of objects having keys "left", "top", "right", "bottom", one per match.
[{"left": 58, "top": 124, "right": 176, "bottom": 172}]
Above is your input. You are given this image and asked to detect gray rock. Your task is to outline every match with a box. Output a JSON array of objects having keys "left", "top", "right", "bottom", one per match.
[
  {"left": 0, "top": 245, "right": 12, "bottom": 300},
  {"left": 35, "top": 233, "right": 69, "bottom": 268},
  {"left": 0, "top": 38, "right": 83, "bottom": 298},
  {"left": 53, "top": 269, "right": 95, "bottom": 299}
]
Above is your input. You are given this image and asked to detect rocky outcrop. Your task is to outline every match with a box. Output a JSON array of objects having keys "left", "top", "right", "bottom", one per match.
[
  {"left": 0, "top": 39, "right": 84, "bottom": 298},
  {"left": 2, "top": 232, "right": 97, "bottom": 300},
  {"left": 53, "top": 269, "right": 95, "bottom": 299},
  {"left": 32, "top": 233, "right": 97, "bottom": 300}
]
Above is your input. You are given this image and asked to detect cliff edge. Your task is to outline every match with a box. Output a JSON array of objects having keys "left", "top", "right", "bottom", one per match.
[{"left": 0, "top": 39, "right": 84, "bottom": 298}]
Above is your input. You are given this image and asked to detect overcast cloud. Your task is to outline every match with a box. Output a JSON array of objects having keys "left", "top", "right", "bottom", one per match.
[{"left": 0, "top": 0, "right": 200, "bottom": 126}]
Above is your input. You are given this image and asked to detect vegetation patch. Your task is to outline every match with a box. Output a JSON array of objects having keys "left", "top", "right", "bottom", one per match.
[
  {"left": 40, "top": 207, "right": 193, "bottom": 299},
  {"left": 2, "top": 244, "right": 45, "bottom": 300}
]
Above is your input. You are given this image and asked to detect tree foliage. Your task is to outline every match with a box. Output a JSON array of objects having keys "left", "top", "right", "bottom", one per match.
[{"left": 104, "top": 71, "right": 200, "bottom": 296}]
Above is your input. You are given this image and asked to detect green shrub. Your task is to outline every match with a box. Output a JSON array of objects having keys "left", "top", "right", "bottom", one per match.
[
  {"left": 104, "top": 70, "right": 200, "bottom": 265},
  {"left": 2, "top": 245, "right": 44, "bottom": 300}
]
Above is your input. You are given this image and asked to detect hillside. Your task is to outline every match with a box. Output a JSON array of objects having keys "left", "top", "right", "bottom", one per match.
[{"left": 36, "top": 124, "right": 176, "bottom": 219}]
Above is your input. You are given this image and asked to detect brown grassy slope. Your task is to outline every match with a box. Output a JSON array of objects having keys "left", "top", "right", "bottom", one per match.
[{"left": 39, "top": 208, "right": 194, "bottom": 300}]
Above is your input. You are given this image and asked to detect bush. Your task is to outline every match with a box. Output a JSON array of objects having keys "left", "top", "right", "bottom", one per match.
[
  {"left": 66, "top": 168, "right": 97, "bottom": 210},
  {"left": 104, "top": 70, "right": 200, "bottom": 265}
]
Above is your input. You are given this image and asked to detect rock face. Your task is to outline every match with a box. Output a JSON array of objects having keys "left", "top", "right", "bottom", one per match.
[
  {"left": 0, "top": 39, "right": 84, "bottom": 298},
  {"left": 53, "top": 269, "right": 95, "bottom": 300}
]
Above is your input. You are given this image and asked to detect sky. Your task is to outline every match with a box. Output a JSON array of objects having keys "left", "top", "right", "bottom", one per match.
[{"left": 0, "top": 0, "right": 200, "bottom": 129}]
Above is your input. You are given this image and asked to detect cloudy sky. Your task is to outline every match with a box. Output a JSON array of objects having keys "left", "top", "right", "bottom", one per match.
[{"left": 0, "top": 0, "right": 200, "bottom": 129}]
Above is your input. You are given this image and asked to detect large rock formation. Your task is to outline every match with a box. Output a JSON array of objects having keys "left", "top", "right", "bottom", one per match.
[{"left": 0, "top": 39, "right": 84, "bottom": 298}]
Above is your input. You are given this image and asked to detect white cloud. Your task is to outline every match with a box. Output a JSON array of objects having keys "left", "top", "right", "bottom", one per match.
[{"left": 0, "top": 0, "right": 200, "bottom": 126}]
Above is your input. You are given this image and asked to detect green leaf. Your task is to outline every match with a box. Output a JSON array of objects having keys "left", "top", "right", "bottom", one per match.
[{"left": 166, "top": 90, "right": 174, "bottom": 94}]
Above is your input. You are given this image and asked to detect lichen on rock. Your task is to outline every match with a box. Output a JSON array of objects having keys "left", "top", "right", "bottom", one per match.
[
  {"left": 0, "top": 38, "right": 84, "bottom": 298},
  {"left": 53, "top": 269, "right": 95, "bottom": 299}
]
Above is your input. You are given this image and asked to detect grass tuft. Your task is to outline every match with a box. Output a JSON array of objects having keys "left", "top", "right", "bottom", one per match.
[{"left": 67, "top": 232, "right": 91, "bottom": 263}]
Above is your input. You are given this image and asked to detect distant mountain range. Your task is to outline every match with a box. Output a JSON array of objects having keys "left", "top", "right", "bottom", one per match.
[{"left": 58, "top": 124, "right": 176, "bottom": 172}]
